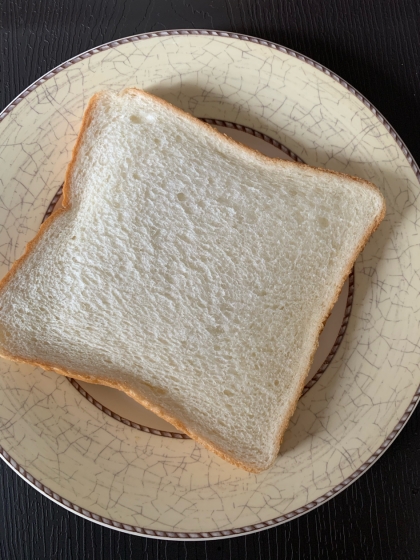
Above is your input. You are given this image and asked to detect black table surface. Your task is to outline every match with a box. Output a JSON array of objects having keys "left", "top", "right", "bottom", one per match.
[{"left": 1, "top": 1, "right": 419, "bottom": 558}]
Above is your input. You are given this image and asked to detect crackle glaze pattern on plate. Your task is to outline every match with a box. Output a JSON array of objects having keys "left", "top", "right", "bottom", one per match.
[{"left": 0, "top": 31, "right": 419, "bottom": 540}]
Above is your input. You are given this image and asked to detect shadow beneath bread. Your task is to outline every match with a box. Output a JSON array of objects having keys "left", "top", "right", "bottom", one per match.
[{"left": 146, "top": 82, "right": 242, "bottom": 120}]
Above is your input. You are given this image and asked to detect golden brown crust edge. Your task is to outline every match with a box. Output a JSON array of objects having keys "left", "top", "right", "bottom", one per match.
[
  {"left": 61, "top": 92, "right": 103, "bottom": 208},
  {"left": 0, "top": 92, "right": 103, "bottom": 298},
  {"left": 0, "top": 88, "right": 386, "bottom": 473},
  {"left": 269, "top": 195, "right": 386, "bottom": 469},
  {"left": 0, "top": 346, "right": 261, "bottom": 472},
  {"left": 123, "top": 88, "right": 384, "bottom": 196}
]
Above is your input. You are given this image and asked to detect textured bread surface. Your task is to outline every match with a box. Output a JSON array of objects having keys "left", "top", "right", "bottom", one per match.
[{"left": 0, "top": 89, "right": 385, "bottom": 472}]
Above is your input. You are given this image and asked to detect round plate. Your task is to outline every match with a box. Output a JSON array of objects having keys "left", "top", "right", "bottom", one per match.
[{"left": 0, "top": 30, "right": 419, "bottom": 540}]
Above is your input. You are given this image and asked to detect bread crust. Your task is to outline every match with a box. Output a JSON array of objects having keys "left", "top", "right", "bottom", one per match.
[
  {"left": 270, "top": 198, "right": 385, "bottom": 469},
  {"left": 0, "top": 88, "right": 386, "bottom": 473}
]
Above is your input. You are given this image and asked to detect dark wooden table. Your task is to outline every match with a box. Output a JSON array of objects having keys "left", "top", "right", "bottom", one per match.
[{"left": 1, "top": 1, "right": 419, "bottom": 558}]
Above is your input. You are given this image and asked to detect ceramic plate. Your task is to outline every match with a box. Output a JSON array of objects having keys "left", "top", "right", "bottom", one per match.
[{"left": 0, "top": 30, "right": 419, "bottom": 540}]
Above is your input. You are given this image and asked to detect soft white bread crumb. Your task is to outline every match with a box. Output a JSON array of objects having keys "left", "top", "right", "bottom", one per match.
[{"left": 0, "top": 89, "right": 385, "bottom": 472}]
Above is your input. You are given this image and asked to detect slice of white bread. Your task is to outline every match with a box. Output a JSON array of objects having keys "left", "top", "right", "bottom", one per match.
[{"left": 0, "top": 89, "right": 385, "bottom": 472}]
